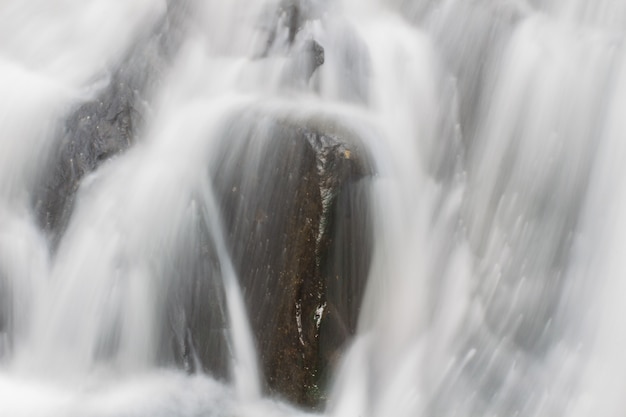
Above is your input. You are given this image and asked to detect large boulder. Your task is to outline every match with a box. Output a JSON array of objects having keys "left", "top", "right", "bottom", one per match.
[{"left": 208, "top": 113, "right": 373, "bottom": 408}]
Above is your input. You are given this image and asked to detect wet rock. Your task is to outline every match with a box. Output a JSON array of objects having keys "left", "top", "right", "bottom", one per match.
[
  {"left": 264, "top": 0, "right": 325, "bottom": 52},
  {"left": 280, "top": 0, "right": 301, "bottom": 45},
  {"left": 209, "top": 113, "right": 373, "bottom": 408},
  {"left": 33, "top": 3, "right": 189, "bottom": 244},
  {"left": 281, "top": 38, "right": 326, "bottom": 87},
  {"left": 257, "top": 0, "right": 326, "bottom": 86},
  {"left": 258, "top": 0, "right": 371, "bottom": 102},
  {"left": 35, "top": 76, "right": 141, "bottom": 241},
  {"left": 301, "top": 39, "right": 325, "bottom": 79}
]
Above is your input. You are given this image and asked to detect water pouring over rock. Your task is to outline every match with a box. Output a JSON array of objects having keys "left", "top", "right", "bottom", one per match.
[{"left": 2, "top": 0, "right": 626, "bottom": 416}]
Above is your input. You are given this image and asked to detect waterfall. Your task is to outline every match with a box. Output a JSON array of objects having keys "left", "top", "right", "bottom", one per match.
[{"left": 1, "top": 0, "right": 626, "bottom": 416}]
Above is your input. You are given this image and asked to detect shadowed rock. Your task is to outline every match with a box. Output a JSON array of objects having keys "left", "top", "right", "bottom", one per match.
[
  {"left": 208, "top": 113, "right": 373, "bottom": 408},
  {"left": 33, "top": 1, "right": 191, "bottom": 245},
  {"left": 280, "top": 38, "right": 326, "bottom": 87},
  {"left": 263, "top": 0, "right": 325, "bottom": 53}
]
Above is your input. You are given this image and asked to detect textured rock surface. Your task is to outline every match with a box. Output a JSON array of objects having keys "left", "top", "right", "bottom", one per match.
[
  {"left": 33, "top": 1, "right": 189, "bottom": 244},
  {"left": 210, "top": 114, "right": 373, "bottom": 408}
]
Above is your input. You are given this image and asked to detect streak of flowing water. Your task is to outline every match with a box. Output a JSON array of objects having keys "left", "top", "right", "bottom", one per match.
[{"left": 1, "top": 0, "right": 626, "bottom": 416}]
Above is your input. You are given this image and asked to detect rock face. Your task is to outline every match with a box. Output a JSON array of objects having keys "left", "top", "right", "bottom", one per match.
[
  {"left": 33, "top": 1, "right": 189, "bottom": 244},
  {"left": 35, "top": 73, "right": 141, "bottom": 241},
  {"left": 210, "top": 114, "right": 373, "bottom": 408},
  {"left": 161, "top": 113, "right": 374, "bottom": 410}
]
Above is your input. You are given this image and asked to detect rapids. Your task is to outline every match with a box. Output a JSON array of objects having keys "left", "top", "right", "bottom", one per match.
[{"left": 0, "top": 0, "right": 625, "bottom": 416}]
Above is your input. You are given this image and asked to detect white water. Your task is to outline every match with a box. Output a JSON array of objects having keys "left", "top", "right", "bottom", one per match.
[{"left": 1, "top": 0, "right": 626, "bottom": 416}]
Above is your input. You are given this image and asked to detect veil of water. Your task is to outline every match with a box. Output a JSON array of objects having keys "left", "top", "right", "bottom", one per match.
[{"left": 1, "top": 0, "right": 625, "bottom": 416}]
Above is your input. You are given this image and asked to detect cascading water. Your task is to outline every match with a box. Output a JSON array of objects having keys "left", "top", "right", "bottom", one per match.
[{"left": 1, "top": 0, "right": 625, "bottom": 416}]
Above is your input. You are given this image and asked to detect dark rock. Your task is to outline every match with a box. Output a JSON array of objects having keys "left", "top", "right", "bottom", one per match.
[
  {"left": 33, "top": 2, "right": 189, "bottom": 245},
  {"left": 270, "top": 0, "right": 320, "bottom": 50},
  {"left": 208, "top": 113, "right": 373, "bottom": 408},
  {"left": 260, "top": 0, "right": 326, "bottom": 55},
  {"left": 302, "top": 39, "right": 325, "bottom": 78},
  {"left": 257, "top": 0, "right": 371, "bottom": 102},
  {"left": 281, "top": 0, "right": 301, "bottom": 45},
  {"left": 282, "top": 39, "right": 326, "bottom": 86},
  {"left": 35, "top": 75, "right": 141, "bottom": 242},
  {"left": 256, "top": 0, "right": 326, "bottom": 86}
]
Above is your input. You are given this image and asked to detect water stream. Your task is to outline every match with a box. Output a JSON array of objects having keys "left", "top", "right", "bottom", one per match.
[{"left": 1, "top": 0, "right": 625, "bottom": 416}]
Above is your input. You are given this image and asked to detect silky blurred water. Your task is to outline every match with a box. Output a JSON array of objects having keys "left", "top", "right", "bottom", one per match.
[{"left": 1, "top": 0, "right": 626, "bottom": 416}]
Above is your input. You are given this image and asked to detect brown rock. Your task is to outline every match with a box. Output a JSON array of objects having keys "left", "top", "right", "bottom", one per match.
[{"left": 210, "top": 113, "right": 373, "bottom": 408}]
